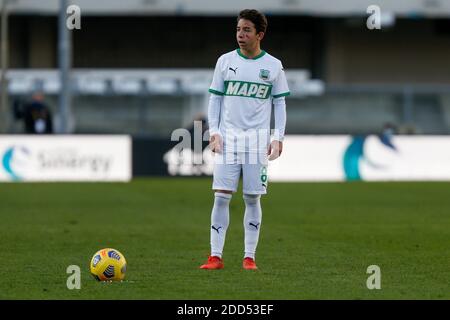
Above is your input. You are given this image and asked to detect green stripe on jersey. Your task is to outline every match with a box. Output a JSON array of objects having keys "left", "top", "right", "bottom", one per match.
[
  {"left": 273, "top": 91, "right": 291, "bottom": 98},
  {"left": 224, "top": 80, "right": 272, "bottom": 99},
  {"left": 209, "top": 88, "right": 224, "bottom": 95}
]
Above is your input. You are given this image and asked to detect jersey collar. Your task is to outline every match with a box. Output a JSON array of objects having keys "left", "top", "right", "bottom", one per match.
[{"left": 237, "top": 48, "right": 266, "bottom": 60}]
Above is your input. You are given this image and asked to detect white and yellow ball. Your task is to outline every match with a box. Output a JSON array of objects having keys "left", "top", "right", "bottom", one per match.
[{"left": 90, "top": 248, "right": 127, "bottom": 281}]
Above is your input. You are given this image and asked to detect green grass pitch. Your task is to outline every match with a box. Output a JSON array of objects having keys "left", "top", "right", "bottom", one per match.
[{"left": 0, "top": 178, "right": 449, "bottom": 299}]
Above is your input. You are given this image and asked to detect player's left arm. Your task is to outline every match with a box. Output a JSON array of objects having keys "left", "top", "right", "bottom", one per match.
[
  {"left": 268, "top": 63, "right": 290, "bottom": 161},
  {"left": 268, "top": 97, "right": 286, "bottom": 160}
]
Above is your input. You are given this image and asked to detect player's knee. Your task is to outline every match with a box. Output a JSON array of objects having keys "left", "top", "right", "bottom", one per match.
[
  {"left": 214, "top": 192, "right": 232, "bottom": 206},
  {"left": 243, "top": 194, "right": 260, "bottom": 206}
]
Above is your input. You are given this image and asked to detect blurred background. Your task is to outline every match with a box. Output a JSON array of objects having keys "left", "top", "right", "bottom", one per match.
[{"left": 1, "top": 0, "right": 450, "bottom": 181}]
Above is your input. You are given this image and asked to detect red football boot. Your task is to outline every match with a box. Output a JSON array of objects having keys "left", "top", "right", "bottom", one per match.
[
  {"left": 199, "top": 256, "right": 224, "bottom": 269},
  {"left": 243, "top": 257, "right": 258, "bottom": 270}
]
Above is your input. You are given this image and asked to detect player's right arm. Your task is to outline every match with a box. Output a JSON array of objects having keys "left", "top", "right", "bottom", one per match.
[
  {"left": 208, "top": 55, "right": 226, "bottom": 153},
  {"left": 208, "top": 94, "right": 223, "bottom": 153}
]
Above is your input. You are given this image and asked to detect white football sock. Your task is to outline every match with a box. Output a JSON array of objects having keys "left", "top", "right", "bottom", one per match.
[
  {"left": 243, "top": 194, "right": 262, "bottom": 260},
  {"left": 210, "top": 192, "right": 232, "bottom": 258}
]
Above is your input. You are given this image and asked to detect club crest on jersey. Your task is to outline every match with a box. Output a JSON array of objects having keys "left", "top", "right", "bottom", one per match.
[{"left": 259, "top": 69, "right": 270, "bottom": 80}]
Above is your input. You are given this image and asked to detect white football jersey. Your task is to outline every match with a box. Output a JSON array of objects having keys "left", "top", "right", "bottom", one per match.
[{"left": 209, "top": 49, "right": 290, "bottom": 153}]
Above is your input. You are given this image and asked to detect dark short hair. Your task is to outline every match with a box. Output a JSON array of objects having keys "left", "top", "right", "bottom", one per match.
[{"left": 237, "top": 9, "right": 268, "bottom": 34}]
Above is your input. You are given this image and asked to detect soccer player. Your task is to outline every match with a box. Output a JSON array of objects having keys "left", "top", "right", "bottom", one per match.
[{"left": 200, "top": 9, "right": 289, "bottom": 270}]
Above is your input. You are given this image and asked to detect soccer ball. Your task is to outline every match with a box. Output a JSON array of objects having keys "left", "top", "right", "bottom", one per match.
[{"left": 90, "top": 248, "right": 127, "bottom": 281}]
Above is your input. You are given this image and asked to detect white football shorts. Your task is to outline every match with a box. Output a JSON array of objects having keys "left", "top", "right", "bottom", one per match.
[{"left": 212, "top": 152, "right": 269, "bottom": 195}]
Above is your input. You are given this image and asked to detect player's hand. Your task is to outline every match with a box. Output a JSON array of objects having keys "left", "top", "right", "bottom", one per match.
[
  {"left": 268, "top": 140, "right": 283, "bottom": 161},
  {"left": 209, "top": 134, "right": 223, "bottom": 153}
]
